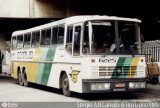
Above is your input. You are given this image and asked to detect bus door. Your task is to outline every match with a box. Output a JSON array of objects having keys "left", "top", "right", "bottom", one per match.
[{"left": 72, "top": 23, "right": 82, "bottom": 56}]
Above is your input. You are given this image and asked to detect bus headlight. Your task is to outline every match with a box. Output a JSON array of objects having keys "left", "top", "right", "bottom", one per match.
[
  {"left": 91, "top": 83, "right": 110, "bottom": 90},
  {"left": 129, "top": 82, "right": 146, "bottom": 89}
]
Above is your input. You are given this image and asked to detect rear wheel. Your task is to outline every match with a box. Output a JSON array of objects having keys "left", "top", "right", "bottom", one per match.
[
  {"left": 61, "top": 73, "right": 71, "bottom": 97},
  {"left": 23, "top": 70, "right": 29, "bottom": 87},
  {"left": 18, "top": 71, "right": 23, "bottom": 86}
]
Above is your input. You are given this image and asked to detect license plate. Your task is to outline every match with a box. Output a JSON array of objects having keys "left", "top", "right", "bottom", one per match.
[
  {"left": 115, "top": 83, "right": 125, "bottom": 88},
  {"left": 113, "top": 88, "right": 126, "bottom": 91}
]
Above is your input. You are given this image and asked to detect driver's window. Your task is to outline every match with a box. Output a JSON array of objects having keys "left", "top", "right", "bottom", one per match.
[
  {"left": 66, "top": 25, "right": 73, "bottom": 54},
  {"left": 73, "top": 25, "right": 81, "bottom": 56},
  {"left": 83, "top": 23, "right": 90, "bottom": 54}
]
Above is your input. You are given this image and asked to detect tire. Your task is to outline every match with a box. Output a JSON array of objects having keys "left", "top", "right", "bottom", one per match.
[
  {"left": 61, "top": 73, "right": 71, "bottom": 97},
  {"left": 18, "top": 71, "right": 24, "bottom": 86},
  {"left": 23, "top": 70, "right": 29, "bottom": 87}
]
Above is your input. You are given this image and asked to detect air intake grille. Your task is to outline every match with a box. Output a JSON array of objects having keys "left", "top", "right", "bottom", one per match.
[{"left": 92, "top": 66, "right": 144, "bottom": 78}]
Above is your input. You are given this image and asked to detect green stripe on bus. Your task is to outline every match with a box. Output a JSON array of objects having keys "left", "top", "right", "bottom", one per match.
[
  {"left": 35, "top": 63, "right": 45, "bottom": 84},
  {"left": 35, "top": 48, "right": 48, "bottom": 84},
  {"left": 111, "top": 57, "right": 126, "bottom": 79},
  {"left": 50, "top": 46, "right": 56, "bottom": 61},
  {"left": 126, "top": 57, "right": 140, "bottom": 78},
  {"left": 119, "top": 57, "right": 132, "bottom": 78},
  {"left": 41, "top": 47, "right": 56, "bottom": 85},
  {"left": 41, "top": 63, "right": 52, "bottom": 85}
]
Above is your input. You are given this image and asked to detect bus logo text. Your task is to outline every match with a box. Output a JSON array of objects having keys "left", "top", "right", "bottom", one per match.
[{"left": 99, "top": 56, "right": 117, "bottom": 63}]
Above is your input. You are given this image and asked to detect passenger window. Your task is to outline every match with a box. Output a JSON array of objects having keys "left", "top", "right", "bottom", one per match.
[
  {"left": 24, "top": 33, "right": 31, "bottom": 48},
  {"left": 66, "top": 26, "right": 73, "bottom": 53},
  {"left": 17, "top": 35, "right": 23, "bottom": 48},
  {"left": 12, "top": 37, "right": 17, "bottom": 49},
  {"left": 57, "top": 25, "right": 64, "bottom": 44},
  {"left": 51, "top": 25, "right": 64, "bottom": 44},
  {"left": 52, "top": 27, "right": 58, "bottom": 44},
  {"left": 41, "top": 29, "right": 51, "bottom": 46},
  {"left": 32, "top": 31, "right": 40, "bottom": 47}
]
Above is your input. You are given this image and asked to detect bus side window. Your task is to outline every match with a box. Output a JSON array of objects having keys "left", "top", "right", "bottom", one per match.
[
  {"left": 12, "top": 37, "right": 17, "bottom": 49},
  {"left": 17, "top": 35, "right": 23, "bottom": 49},
  {"left": 66, "top": 25, "right": 73, "bottom": 53},
  {"left": 73, "top": 25, "right": 81, "bottom": 56},
  {"left": 52, "top": 27, "right": 58, "bottom": 44},
  {"left": 41, "top": 28, "right": 51, "bottom": 46},
  {"left": 24, "top": 33, "right": 31, "bottom": 48},
  {"left": 57, "top": 25, "right": 64, "bottom": 44},
  {"left": 31, "top": 31, "right": 40, "bottom": 47}
]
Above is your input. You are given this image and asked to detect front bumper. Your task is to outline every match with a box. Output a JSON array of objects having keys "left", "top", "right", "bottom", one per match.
[{"left": 82, "top": 78, "right": 146, "bottom": 93}]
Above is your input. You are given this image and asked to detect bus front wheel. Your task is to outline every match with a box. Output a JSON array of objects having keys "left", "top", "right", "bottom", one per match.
[{"left": 61, "top": 73, "right": 71, "bottom": 97}]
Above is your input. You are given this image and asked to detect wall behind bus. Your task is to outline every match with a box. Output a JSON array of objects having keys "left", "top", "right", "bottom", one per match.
[
  {"left": 0, "top": 0, "right": 66, "bottom": 18},
  {"left": 33, "top": 0, "right": 66, "bottom": 18},
  {"left": 0, "top": 0, "right": 29, "bottom": 18}
]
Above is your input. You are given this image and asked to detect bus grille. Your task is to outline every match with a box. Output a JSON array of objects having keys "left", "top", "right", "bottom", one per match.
[{"left": 91, "top": 66, "right": 144, "bottom": 78}]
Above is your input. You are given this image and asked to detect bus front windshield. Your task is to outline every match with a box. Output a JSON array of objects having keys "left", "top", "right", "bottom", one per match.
[{"left": 83, "top": 21, "right": 140, "bottom": 55}]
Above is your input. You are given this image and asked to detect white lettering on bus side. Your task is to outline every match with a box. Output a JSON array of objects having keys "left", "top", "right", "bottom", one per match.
[{"left": 17, "top": 51, "right": 33, "bottom": 60}]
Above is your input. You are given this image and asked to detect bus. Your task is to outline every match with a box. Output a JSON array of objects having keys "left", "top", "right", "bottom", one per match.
[{"left": 11, "top": 15, "right": 146, "bottom": 96}]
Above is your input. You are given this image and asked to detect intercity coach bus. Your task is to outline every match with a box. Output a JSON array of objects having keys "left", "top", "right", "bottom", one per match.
[{"left": 11, "top": 15, "right": 146, "bottom": 96}]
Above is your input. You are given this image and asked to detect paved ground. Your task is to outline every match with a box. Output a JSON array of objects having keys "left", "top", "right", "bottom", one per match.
[{"left": 0, "top": 75, "right": 160, "bottom": 103}]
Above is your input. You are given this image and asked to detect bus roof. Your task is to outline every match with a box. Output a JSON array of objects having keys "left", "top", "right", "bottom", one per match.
[{"left": 12, "top": 15, "right": 141, "bottom": 36}]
